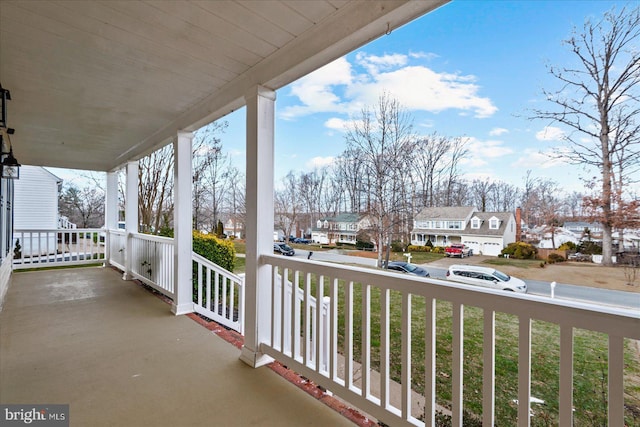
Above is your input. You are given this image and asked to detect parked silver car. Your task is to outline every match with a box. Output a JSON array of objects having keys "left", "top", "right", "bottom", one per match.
[{"left": 445, "top": 264, "right": 527, "bottom": 293}]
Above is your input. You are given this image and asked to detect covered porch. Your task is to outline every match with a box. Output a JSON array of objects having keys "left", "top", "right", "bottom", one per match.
[
  {"left": 0, "top": 266, "right": 356, "bottom": 426},
  {"left": 1, "top": 1, "right": 639, "bottom": 426}
]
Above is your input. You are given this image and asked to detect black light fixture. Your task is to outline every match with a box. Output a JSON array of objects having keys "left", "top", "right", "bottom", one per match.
[
  {"left": 0, "top": 84, "right": 10, "bottom": 129},
  {"left": 0, "top": 140, "right": 20, "bottom": 180},
  {"left": 0, "top": 83, "right": 20, "bottom": 179}
]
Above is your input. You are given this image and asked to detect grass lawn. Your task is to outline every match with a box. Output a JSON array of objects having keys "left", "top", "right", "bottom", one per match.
[
  {"left": 294, "top": 274, "right": 640, "bottom": 426},
  {"left": 482, "top": 258, "right": 544, "bottom": 269}
]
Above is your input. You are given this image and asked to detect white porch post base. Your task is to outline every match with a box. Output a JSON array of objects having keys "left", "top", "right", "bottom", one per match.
[
  {"left": 171, "top": 302, "right": 194, "bottom": 316},
  {"left": 239, "top": 346, "right": 274, "bottom": 368}
]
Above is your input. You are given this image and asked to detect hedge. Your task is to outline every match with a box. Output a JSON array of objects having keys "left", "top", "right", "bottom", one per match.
[{"left": 192, "top": 231, "right": 235, "bottom": 272}]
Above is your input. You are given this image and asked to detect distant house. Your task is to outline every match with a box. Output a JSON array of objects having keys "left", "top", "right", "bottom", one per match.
[
  {"left": 410, "top": 206, "right": 517, "bottom": 257},
  {"left": 312, "top": 213, "right": 371, "bottom": 245},
  {"left": 223, "top": 217, "right": 243, "bottom": 239},
  {"left": 14, "top": 166, "right": 64, "bottom": 256},
  {"left": 564, "top": 221, "right": 603, "bottom": 237},
  {"left": 537, "top": 227, "right": 581, "bottom": 249}
]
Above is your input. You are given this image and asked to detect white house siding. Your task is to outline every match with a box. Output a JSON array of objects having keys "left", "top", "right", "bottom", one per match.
[{"left": 14, "top": 166, "right": 61, "bottom": 256}]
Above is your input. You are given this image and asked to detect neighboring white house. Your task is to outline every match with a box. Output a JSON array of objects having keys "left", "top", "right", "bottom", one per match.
[
  {"left": 312, "top": 213, "right": 371, "bottom": 245},
  {"left": 410, "top": 206, "right": 517, "bottom": 257},
  {"left": 537, "top": 227, "right": 581, "bottom": 249},
  {"left": 13, "top": 166, "right": 62, "bottom": 256}
]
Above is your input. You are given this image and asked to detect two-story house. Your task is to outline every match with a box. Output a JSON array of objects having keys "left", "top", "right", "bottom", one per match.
[
  {"left": 312, "top": 213, "right": 371, "bottom": 246},
  {"left": 411, "top": 206, "right": 516, "bottom": 256}
]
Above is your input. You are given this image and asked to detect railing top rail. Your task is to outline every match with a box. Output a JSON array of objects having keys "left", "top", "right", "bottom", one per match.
[
  {"left": 15, "top": 228, "right": 105, "bottom": 233},
  {"left": 130, "top": 232, "right": 174, "bottom": 244},
  {"left": 193, "top": 252, "right": 243, "bottom": 283},
  {"left": 262, "top": 254, "right": 640, "bottom": 339}
]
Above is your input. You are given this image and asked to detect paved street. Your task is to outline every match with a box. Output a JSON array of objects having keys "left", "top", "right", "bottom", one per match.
[{"left": 285, "top": 249, "right": 640, "bottom": 311}]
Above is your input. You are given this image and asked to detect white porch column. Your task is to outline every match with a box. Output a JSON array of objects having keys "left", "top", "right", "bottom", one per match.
[
  {"left": 240, "top": 85, "right": 276, "bottom": 368},
  {"left": 172, "top": 131, "right": 194, "bottom": 315},
  {"left": 104, "top": 170, "right": 119, "bottom": 265},
  {"left": 123, "top": 161, "right": 138, "bottom": 280}
]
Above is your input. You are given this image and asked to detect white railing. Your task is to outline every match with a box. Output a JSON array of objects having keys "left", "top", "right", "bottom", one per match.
[
  {"left": 129, "top": 233, "right": 175, "bottom": 298},
  {"left": 13, "top": 229, "right": 104, "bottom": 269},
  {"left": 193, "top": 253, "right": 244, "bottom": 334},
  {"left": 260, "top": 254, "right": 640, "bottom": 427},
  {"left": 107, "top": 229, "right": 126, "bottom": 271},
  {"left": 57, "top": 216, "right": 77, "bottom": 229}
]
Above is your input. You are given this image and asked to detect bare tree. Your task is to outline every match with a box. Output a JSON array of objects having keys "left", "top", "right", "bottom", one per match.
[
  {"left": 470, "top": 178, "right": 494, "bottom": 212},
  {"left": 138, "top": 144, "right": 173, "bottom": 233},
  {"left": 275, "top": 172, "right": 303, "bottom": 242},
  {"left": 489, "top": 180, "right": 520, "bottom": 212},
  {"left": 344, "top": 92, "right": 413, "bottom": 266},
  {"left": 531, "top": 5, "right": 640, "bottom": 265},
  {"left": 59, "top": 183, "right": 105, "bottom": 228},
  {"left": 410, "top": 132, "right": 451, "bottom": 208},
  {"left": 442, "top": 136, "right": 469, "bottom": 206}
]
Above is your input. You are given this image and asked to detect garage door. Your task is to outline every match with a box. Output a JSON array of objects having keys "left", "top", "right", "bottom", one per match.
[
  {"left": 482, "top": 242, "right": 502, "bottom": 256},
  {"left": 463, "top": 241, "right": 480, "bottom": 255}
]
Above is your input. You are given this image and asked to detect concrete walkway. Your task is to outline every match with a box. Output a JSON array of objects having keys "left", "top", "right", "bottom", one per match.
[{"left": 0, "top": 267, "right": 356, "bottom": 427}]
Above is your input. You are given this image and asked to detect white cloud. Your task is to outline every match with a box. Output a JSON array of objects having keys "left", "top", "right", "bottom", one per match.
[
  {"left": 324, "top": 117, "right": 349, "bottom": 132},
  {"left": 280, "top": 52, "right": 498, "bottom": 120},
  {"left": 306, "top": 156, "right": 335, "bottom": 169},
  {"left": 513, "top": 148, "right": 567, "bottom": 169},
  {"left": 535, "top": 126, "right": 565, "bottom": 141},
  {"left": 355, "top": 52, "right": 409, "bottom": 75},
  {"left": 348, "top": 66, "right": 497, "bottom": 118},
  {"left": 279, "top": 58, "right": 353, "bottom": 120},
  {"left": 489, "top": 127, "right": 509, "bottom": 136},
  {"left": 465, "top": 137, "right": 514, "bottom": 159}
]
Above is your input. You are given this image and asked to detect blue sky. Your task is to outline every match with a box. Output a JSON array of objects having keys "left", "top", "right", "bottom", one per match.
[
  {"left": 52, "top": 0, "right": 630, "bottom": 194},
  {"left": 219, "top": 0, "right": 629, "bottom": 194}
]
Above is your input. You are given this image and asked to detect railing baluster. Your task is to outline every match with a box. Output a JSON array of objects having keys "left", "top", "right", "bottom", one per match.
[
  {"left": 345, "top": 280, "right": 354, "bottom": 391},
  {"left": 303, "top": 272, "right": 311, "bottom": 368},
  {"left": 315, "top": 275, "right": 324, "bottom": 373},
  {"left": 280, "top": 267, "right": 288, "bottom": 354},
  {"left": 425, "top": 298, "right": 436, "bottom": 426},
  {"left": 518, "top": 316, "right": 532, "bottom": 427},
  {"left": 483, "top": 309, "right": 496, "bottom": 427},
  {"left": 197, "top": 262, "right": 203, "bottom": 305},
  {"left": 452, "top": 302, "right": 464, "bottom": 427},
  {"left": 380, "top": 288, "right": 390, "bottom": 410},
  {"left": 292, "top": 270, "right": 300, "bottom": 361},
  {"left": 362, "top": 283, "right": 371, "bottom": 399},
  {"left": 329, "top": 277, "right": 339, "bottom": 382},
  {"left": 401, "top": 292, "right": 412, "bottom": 419},
  {"left": 608, "top": 335, "right": 624, "bottom": 427},
  {"left": 559, "top": 324, "right": 573, "bottom": 427}
]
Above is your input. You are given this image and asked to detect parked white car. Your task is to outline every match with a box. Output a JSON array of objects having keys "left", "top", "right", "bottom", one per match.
[{"left": 445, "top": 264, "right": 527, "bottom": 293}]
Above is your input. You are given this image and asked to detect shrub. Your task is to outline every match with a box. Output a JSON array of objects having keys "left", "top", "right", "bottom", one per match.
[
  {"left": 391, "top": 240, "right": 406, "bottom": 252},
  {"left": 407, "top": 245, "right": 431, "bottom": 252},
  {"left": 356, "top": 239, "right": 375, "bottom": 250},
  {"left": 577, "top": 241, "right": 602, "bottom": 255},
  {"left": 547, "top": 253, "right": 565, "bottom": 264},
  {"left": 501, "top": 242, "right": 537, "bottom": 259},
  {"left": 432, "top": 246, "right": 445, "bottom": 254},
  {"left": 192, "top": 231, "right": 235, "bottom": 272},
  {"left": 425, "top": 239, "right": 434, "bottom": 247},
  {"left": 558, "top": 241, "right": 576, "bottom": 251}
]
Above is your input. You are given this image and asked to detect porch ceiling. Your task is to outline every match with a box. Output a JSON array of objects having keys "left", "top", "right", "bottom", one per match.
[{"left": 0, "top": 0, "right": 447, "bottom": 172}]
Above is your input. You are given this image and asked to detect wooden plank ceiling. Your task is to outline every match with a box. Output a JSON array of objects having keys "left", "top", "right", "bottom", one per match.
[{"left": 0, "top": 0, "right": 447, "bottom": 171}]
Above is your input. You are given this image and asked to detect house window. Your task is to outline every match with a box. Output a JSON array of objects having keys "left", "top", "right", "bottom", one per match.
[
  {"left": 490, "top": 218, "right": 499, "bottom": 229},
  {"left": 448, "top": 221, "right": 462, "bottom": 229},
  {"left": 471, "top": 218, "right": 480, "bottom": 229},
  {"left": 435, "top": 221, "right": 442, "bottom": 229}
]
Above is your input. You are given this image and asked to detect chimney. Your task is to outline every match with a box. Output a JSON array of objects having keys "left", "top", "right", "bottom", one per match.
[{"left": 515, "top": 207, "right": 522, "bottom": 242}]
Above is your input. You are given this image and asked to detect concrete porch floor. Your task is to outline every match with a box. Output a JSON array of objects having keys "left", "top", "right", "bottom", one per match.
[{"left": 0, "top": 267, "right": 356, "bottom": 426}]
